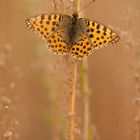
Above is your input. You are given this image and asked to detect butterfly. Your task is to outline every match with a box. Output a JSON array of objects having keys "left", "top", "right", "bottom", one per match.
[{"left": 25, "top": 12, "right": 119, "bottom": 60}]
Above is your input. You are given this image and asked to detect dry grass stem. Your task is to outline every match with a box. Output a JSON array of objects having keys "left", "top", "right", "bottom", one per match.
[
  {"left": 69, "top": 60, "right": 78, "bottom": 140},
  {"left": 68, "top": 1, "right": 80, "bottom": 140},
  {"left": 52, "top": 0, "right": 57, "bottom": 11},
  {"left": 81, "top": 59, "right": 91, "bottom": 140}
]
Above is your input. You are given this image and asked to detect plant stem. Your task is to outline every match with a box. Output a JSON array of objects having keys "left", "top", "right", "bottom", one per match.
[
  {"left": 73, "top": 0, "right": 80, "bottom": 12},
  {"left": 69, "top": 60, "right": 78, "bottom": 140},
  {"left": 52, "top": 0, "right": 57, "bottom": 11},
  {"left": 81, "top": 59, "right": 91, "bottom": 140},
  {"left": 68, "top": 1, "right": 80, "bottom": 140}
]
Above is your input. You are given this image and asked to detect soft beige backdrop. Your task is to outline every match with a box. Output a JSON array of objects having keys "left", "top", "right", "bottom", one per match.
[{"left": 0, "top": 0, "right": 140, "bottom": 140}]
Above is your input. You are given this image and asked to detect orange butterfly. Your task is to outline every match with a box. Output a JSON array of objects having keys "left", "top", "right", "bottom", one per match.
[{"left": 26, "top": 12, "right": 119, "bottom": 60}]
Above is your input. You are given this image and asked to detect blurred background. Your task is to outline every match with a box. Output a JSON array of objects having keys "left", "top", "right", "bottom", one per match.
[{"left": 0, "top": 0, "right": 140, "bottom": 140}]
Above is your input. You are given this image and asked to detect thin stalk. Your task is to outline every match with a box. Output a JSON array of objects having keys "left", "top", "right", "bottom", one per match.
[
  {"left": 135, "top": 104, "right": 140, "bottom": 140},
  {"left": 69, "top": 1, "right": 80, "bottom": 140},
  {"left": 81, "top": 59, "right": 91, "bottom": 140},
  {"left": 69, "top": 60, "right": 78, "bottom": 140},
  {"left": 77, "top": 0, "right": 91, "bottom": 138},
  {"left": 52, "top": 0, "right": 57, "bottom": 11},
  {"left": 73, "top": 0, "right": 80, "bottom": 12},
  {"left": 64, "top": 55, "right": 73, "bottom": 139}
]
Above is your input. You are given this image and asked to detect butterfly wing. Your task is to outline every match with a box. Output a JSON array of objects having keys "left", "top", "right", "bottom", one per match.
[
  {"left": 45, "top": 30, "right": 69, "bottom": 55},
  {"left": 79, "top": 18, "right": 120, "bottom": 49},
  {"left": 70, "top": 18, "right": 119, "bottom": 60},
  {"left": 70, "top": 32, "right": 93, "bottom": 59},
  {"left": 25, "top": 14, "right": 70, "bottom": 55}
]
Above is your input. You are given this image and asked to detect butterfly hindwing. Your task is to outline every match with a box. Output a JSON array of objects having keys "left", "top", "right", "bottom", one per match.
[
  {"left": 46, "top": 29, "right": 69, "bottom": 55},
  {"left": 79, "top": 18, "right": 119, "bottom": 49},
  {"left": 70, "top": 33, "right": 92, "bottom": 59}
]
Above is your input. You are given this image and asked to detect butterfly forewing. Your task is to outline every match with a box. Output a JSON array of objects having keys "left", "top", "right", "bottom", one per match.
[
  {"left": 79, "top": 18, "right": 119, "bottom": 49},
  {"left": 25, "top": 14, "right": 70, "bottom": 55},
  {"left": 26, "top": 14, "right": 69, "bottom": 39}
]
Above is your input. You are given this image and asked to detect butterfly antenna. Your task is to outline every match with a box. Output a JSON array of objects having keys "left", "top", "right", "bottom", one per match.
[{"left": 78, "top": 0, "right": 95, "bottom": 13}]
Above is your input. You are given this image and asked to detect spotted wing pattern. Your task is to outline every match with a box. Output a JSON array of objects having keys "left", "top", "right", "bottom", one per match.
[
  {"left": 79, "top": 18, "right": 120, "bottom": 49},
  {"left": 70, "top": 33, "right": 93, "bottom": 59},
  {"left": 25, "top": 13, "right": 120, "bottom": 59},
  {"left": 25, "top": 14, "right": 70, "bottom": 55},
  {"left": 45, "top": 30, "right": 69, "bottom": 55}
]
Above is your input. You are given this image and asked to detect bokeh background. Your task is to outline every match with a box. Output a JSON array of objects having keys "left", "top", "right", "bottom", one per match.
[{"left": 0, "top": 0, "right": 140, "bottom": 140}]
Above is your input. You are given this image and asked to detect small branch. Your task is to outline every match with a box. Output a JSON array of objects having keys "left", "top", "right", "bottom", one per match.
[
  {"left": 52, "top": 0, "right": 57, "bottom": 12},
  {"left": 59, "top": 0, "right": 64, "bottom": 5}
]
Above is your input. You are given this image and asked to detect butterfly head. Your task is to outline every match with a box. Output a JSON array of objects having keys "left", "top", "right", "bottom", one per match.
[
  {"left": 71, "top": 12, "right": 79, "bottom": 24},
  {"left": 72, "top": 12, "right": 78, "bottom": 18}
]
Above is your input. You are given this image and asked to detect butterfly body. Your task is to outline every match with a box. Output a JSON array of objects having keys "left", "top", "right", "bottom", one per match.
[
  {"left": 67, "top": 12, "right": 79, "bottom": 46},
  {"left": 26, "top": 12, "right": 119, "bottom": 60}
]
